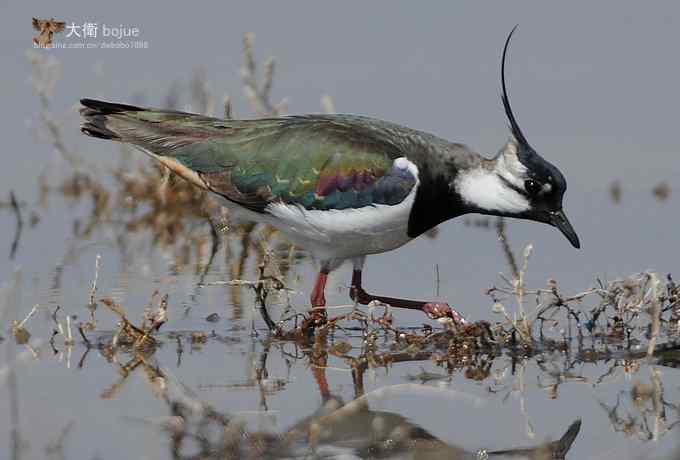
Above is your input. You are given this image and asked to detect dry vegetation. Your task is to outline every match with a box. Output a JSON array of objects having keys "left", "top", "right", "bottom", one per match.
[
  {"left": 6, "top": 245, "right": 678, "bottom": 458},
  {"left": 5, "top": 201, "right": 679, "bottom": 456}
]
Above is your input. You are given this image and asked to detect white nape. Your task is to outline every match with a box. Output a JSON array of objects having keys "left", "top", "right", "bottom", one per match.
[{"left": 495, "top": 138, "right": 528, "bottom": 190}]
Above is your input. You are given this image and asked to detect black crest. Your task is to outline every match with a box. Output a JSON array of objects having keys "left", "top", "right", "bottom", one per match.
[
  {"left": 500, "top": 26, "right": 565, "bottom": 191},
  {"left": 501, "top": 25, "right": 531, "bottom": 151}
]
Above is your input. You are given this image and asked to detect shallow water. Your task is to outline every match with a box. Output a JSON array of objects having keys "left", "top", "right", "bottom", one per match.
[
  {"left": 1, "top": 191, "right": 679, "bottom": 459},
  {"left": 3, "top": 2, "right": 680, "bottom": 458}
]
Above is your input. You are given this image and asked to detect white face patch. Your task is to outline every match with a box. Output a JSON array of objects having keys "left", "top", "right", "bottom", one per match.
[
  {"left": 454, "top": 138, "right": 531, "bottom": 213},
  {"left": 455, "top": 167, "right": 530, "bottom": 214}
]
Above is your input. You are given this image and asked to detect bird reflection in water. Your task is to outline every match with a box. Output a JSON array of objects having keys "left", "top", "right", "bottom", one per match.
[{"left": 88, "top": 342, "right": 581, "bottom": 460}]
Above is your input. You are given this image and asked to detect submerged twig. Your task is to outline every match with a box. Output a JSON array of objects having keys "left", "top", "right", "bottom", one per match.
[
  {"left": 7, "top": 330, "right": 22, "bottom": 460},
  {"left": 88, "top": 254, "right": 101, "bottom": 308},
  {"left": 100, "top": 295, "right": 167, "bottom": 350},
  {"left": 496, "top": 217, "right": 519, "bottom": 280},
  {"left": 647, "top": 274, "right": 662, "bottom": 358},
  {"left": 9, "top": 191, "right": 23, "bottom": 260}
]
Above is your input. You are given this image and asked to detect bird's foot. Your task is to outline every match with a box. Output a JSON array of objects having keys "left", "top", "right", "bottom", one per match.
[
  {"left": 422, "top": 302, "right": 467, "bottom": 326},
  {"left": 349, "top": 286, "right": 372, "bottom": 305},
  {"left": 351, "top": 285, "right": 467, "bottom": 326},
  {"left": 309, "top": 307, "right": 327, "bottom": 325}
]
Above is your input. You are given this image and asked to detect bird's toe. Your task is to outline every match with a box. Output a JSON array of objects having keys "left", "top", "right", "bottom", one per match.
[{"left": 422, "top": 302, "right": 467, "bottom": 325}]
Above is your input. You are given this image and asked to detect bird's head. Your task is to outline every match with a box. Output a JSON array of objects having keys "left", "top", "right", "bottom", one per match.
[
  {"left": 454, "top": 26, "right": 580, "bottom": 248},
  {"left": 492, "top": 134, "right": 580, "bottom": 249}
]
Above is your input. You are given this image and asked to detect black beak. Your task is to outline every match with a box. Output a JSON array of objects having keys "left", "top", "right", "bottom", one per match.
[{"left": 549, "top": 209, "right": 580, "bottom": 248}]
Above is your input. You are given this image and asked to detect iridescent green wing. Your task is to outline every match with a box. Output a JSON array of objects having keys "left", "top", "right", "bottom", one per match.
[
  {"left": 169, "top": 115, "right": 417, "bottom": 212},
  {"left": 80, "top": 100, "right": 417, "bottom": 213}
]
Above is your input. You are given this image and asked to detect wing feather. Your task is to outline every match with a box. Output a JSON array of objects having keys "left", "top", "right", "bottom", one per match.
[{"left": 80, "top": 100, "right": 417, "bottom": 212}]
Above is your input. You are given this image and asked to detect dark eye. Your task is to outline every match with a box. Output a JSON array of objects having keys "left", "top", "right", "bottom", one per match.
[{"left": 524, "top": 179, "right": 541, "bottom": 196}]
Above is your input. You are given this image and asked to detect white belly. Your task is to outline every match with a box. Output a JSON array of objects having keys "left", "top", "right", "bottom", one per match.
[
  {"left": 214, "top": 187, "right": 416, "bottom": 261},
  {"left": 268, "top": 192, "right": 416, "bottom": 260}
]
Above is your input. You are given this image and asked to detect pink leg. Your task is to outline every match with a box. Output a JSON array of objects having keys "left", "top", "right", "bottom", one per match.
[
  {"left": 311, "top": 358, "right": 330, "bottom": 400},
  {"left": 350, "top": 269, "right": 467, "bottom": 325},
  {"left": 310, "top": 270, "right": 329, "bottom": 320}
]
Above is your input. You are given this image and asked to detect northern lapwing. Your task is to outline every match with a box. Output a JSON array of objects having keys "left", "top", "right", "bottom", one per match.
[{"left": 80, "top": 27, "right": 579, "bottom": 325}]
